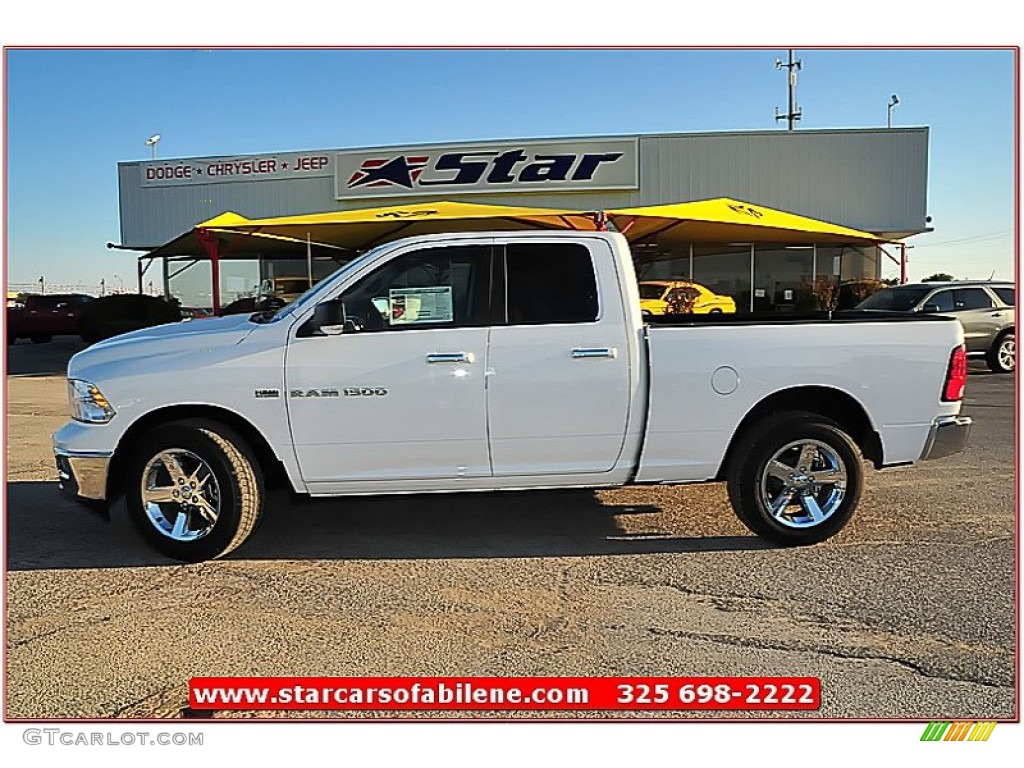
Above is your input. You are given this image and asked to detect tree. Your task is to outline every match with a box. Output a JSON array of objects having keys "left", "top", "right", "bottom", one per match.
[
  {"left": 796, "top": 276, "right": 841, "bottom": 311},
  {"left": 923, "top": 272, "right": 955, "bottom": 282},
  {"left": 665, "top": 285, "right": 700, "bottom": 314}
]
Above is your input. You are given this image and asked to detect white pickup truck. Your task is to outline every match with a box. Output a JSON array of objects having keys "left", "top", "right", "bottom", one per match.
[{"left": 54, "top": 231, "right": 971, "bottom": 561}]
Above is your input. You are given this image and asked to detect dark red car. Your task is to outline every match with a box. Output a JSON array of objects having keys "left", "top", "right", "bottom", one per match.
[{"left": 7, "top": 294, "right": 93, "bottom": 344}]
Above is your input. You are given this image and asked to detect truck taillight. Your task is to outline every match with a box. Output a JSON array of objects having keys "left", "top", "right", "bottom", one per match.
[{"left": 942, "top": 345, "right": 968, "bottom": 402}]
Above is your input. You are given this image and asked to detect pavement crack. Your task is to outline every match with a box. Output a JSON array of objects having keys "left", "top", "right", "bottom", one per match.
[
  {"left": 11, "top": 615, "right": 112, "bottom": 648},
  {"left": 646, "top": 627, "right": 1012, "bottom": 689},
  {"left": 839, "top": 536, "right": 1013, "bottom": 548},
  {"left": 647, "top": 581, "right": 781, "bottom": 606},
  {"left": 109, "top": 683, "right": 183, "bottom": 718}
]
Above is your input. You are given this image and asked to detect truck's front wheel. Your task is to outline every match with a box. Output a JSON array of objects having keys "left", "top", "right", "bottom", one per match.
[
  {"left": 125, "top": 421, "right": 264, "bottom": 562},
  {"left": 727, "top": 412, "right": 863, "bottom": 545}
]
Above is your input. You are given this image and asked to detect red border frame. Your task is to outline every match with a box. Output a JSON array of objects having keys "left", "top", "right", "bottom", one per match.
[{"left": 2, "top": 44, "right": 1019, "bottom": 725}]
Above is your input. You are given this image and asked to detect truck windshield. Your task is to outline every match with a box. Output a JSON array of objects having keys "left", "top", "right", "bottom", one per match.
[{"left": 857, "top": 286, "right": 932, "bottom": 311}]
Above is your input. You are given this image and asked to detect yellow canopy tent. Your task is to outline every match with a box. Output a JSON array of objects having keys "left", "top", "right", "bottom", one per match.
[
  {"left": 146, "top": 197, "right": 884, "bottom": 313},
  {"left": 149, "top": 200, "right": 600, "bottom": 259},
  {"left": 147, "top": 211, "right": 354, "bottom": 259},
  {"left": 608, "top": 198, "right": 881, "bottom": 245},
  {"left": 219, "top": 199, "right": 601, "bottom": 247},
  {"left": 151, "top": 197, "right": 881, "bottom": 259}
]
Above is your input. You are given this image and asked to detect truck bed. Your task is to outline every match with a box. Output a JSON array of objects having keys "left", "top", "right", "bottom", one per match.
[{"left": 635, "top": 312, "right": 964, "bottom": 484}]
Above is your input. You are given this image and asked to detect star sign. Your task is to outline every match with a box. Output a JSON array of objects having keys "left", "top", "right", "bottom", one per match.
[{"left": 348, "top": 156, "right": 428, "bottom": 189}]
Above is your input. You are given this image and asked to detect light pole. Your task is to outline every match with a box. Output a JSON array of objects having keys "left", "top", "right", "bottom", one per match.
[
  {"left": 887, "top": 94, "right": 899, "bottom": 128},
  {"left": 145, "top": 134, "right": 161, "bottom": 160},
  {"left": 113, "top": 274, "right": 124, "bottom": 293}
]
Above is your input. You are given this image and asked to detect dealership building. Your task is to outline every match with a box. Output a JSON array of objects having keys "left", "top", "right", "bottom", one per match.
[{"left": 115, "top": 127, "right": 930, "bottom": 312}]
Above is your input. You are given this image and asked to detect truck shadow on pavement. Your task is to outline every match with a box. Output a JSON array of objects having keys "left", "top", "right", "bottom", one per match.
[{"left": 6, "top": 482, "right": 771, "bottom": 571}]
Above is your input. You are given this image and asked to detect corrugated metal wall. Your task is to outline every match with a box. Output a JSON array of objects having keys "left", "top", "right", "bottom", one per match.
[{"left": 118, "top": 128, "right": 928, "bottom": 248}]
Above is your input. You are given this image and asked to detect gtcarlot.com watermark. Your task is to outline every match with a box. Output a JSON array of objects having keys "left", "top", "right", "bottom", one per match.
[{"left": 23, "top": 729, "right": 203, "bottom": 747}]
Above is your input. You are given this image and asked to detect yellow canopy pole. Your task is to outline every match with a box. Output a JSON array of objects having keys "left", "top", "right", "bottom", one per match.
[{"left": 306, "top": 232, "right": 312, "bottom": 288}]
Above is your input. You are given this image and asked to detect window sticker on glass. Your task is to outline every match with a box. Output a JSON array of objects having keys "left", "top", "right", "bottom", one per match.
[{"left": 388, "top": 286, "right": 454, "bottom": 325}]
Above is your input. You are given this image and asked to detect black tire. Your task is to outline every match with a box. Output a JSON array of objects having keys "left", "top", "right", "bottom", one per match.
[
  {"left": 986, "top": 331, "right": 1014, "bottom": 373},
  {"left": 727, "top": 411, "right": 863, "bottom": 546},
  {"left": 125, "top": 420, "right": 264, "bottom": 562},
  {"left": 30, "top": 334, "right": 52, "bottom": 344}
]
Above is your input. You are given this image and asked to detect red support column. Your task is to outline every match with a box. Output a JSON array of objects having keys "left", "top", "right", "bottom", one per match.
[
  {"left": 900, "top": 243, "right": 908, "bottom": 284},
  {"left": 195, "top": 228, "right": 222, "bottom": 315}
]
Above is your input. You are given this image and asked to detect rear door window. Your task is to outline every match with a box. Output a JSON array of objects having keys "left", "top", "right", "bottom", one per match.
[
  {"left": 504, "top": 243, "right": 599, "bottom": 325},
  {"left": 954, "top": 288, "right": 994, "bottom": 310}
]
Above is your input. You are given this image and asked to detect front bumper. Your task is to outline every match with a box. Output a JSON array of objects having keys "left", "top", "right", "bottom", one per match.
[
  {"left": 54, "top": 448, "right": 112, "bottom": 503},
  {"left": 920, "top": 415, "right": 972, "bottom": 461}
]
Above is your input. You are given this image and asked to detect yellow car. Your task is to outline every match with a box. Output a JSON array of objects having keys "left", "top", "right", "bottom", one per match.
[{"left": 638, "top": 280, "right": 737, "bottom": 316}]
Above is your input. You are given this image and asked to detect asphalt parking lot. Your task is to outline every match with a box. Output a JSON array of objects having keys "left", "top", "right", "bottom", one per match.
[{"left": 4, "top": 338, "right": 1016, "bottom": 719}]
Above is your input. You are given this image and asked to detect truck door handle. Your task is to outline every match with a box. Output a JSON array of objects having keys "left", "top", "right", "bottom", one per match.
[
  {"left": 991, "top": 311, "right": 1004, "bottom": 317},
  {"left": 572, "top": 347, "right": 617, "bottom": 359},
  {"left": 426, "top": 352, "right": 474, "bottom": 364}
]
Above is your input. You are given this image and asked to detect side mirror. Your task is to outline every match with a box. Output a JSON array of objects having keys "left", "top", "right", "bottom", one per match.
[
  {"left": 316, "top": 299, "right": 347, "bottom": 335},
  {"left": 921, "top": 303, "right": 942, "bottom": 313},
  {"left": 303, "top": 299, "right": 346, "bottom": 336}
]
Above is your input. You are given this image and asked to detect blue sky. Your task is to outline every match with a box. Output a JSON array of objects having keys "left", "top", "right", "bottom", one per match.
[{"left": 4, "top": 48, "right": 1017, "bottom": 290}]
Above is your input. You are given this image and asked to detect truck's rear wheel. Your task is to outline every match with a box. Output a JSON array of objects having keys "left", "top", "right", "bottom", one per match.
[
  {"left": 727, "top": 412, "right": 863, "bottom": 545},
  {"left": 30, "top": 334, "right": 52, "bottom": 344},
  {"left": 125, "top": 421, "right": 264, "bottom": 562}
]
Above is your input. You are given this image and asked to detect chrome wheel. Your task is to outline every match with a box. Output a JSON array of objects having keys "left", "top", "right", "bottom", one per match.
[
  {"left": 140, "top": 449, "right": 220, "bottom": 541},
  {"left": 998, "top": 336, "right": 1015, "bottom": 372},
  {"left": 759, "top": 439, "right": 847, "bottom": 529}
]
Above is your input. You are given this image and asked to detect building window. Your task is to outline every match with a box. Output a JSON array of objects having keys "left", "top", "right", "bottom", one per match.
[
  {"left": 753, "top": 246, "right": 814, "bottom": 313},
  {"left": 815, "top": 245, "right": 881, "bottom": 285},
  {"left": 692, "top": 244, "right": 752, "bottom": 315},
  {"left": 165, "top": 258, "right": 213, "bottom": 311},
  {"left": 633, "top": 245, "right": 690, "bottom": 282}
]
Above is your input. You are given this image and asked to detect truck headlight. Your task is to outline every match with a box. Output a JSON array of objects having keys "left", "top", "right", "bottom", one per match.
[{"left": 68, "top": 379, "right": 116, "bottom": 423}]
